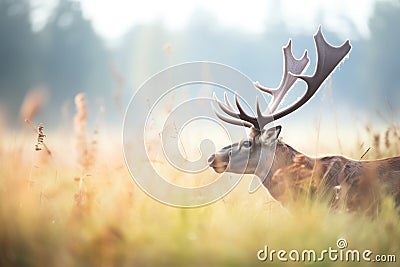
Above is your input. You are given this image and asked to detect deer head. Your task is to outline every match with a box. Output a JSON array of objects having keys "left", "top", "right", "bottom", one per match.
[{"left": 208, "top": 26, "right": 351, "bottom": 179}]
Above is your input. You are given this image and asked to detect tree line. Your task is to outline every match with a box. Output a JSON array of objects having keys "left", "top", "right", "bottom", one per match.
[{"left": 0, "top": 0, "right": 399, "bottom": 126}]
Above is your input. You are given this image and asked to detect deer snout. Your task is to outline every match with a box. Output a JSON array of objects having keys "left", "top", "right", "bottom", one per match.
[
  {"left": 208, "top": 151, "right": 231, "bottom": 173},
  {"left": 207, "top": 154, "right": 216, "bottom": 165},
  {"left": 208, "top": 151, "right": 231, "bottom": 165}
]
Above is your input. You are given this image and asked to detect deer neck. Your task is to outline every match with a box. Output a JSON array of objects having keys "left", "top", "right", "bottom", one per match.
[{"left": 256, "top": 140, "right": 301, "bottom": 182}]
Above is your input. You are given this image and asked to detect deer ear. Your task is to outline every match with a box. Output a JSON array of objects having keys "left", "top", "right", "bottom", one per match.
[{"left": 260, "top": 126, "right": 282, "bottom": 144}]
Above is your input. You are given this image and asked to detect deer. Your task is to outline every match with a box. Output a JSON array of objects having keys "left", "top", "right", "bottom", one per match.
[{"left": 207, "top": 27, "right": 400, "bottom": 213}]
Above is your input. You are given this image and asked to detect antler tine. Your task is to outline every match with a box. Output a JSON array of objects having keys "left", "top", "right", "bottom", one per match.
[
  {"left": 213, "top": 109, "right": 254, "bottom": 128},
  {"left": 213, "top": 93, "right": 239, "bottom": 118},
  {"left": 254, "top": 39, "right": 310, "bottom": 113},
  {"left": 233, "top": 94, "right": 261, "bottom": 129},
  {"left": 272, "top": 26, "right": 351, "bottom": 121},
  {"left": 223, "top": 92, "right": 235, "bottom": 111},
  {"left": 213, "top": 93, "right": 254, "bottom": 128},
  {"left": 213, "top": 92, "right": 262, "bottom": 129}
]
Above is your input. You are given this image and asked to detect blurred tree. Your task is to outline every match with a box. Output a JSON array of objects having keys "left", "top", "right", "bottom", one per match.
[
  {"left": 360, "top": 1, "right": 400, "bottom": 108},
  {"left": 0, "top": 0, "right": 113, "bottom": 126},
  {"left": 0, "top": 0, "right": 398, "bottom": 127},
  {"left": 117, "top": 22, "right": 171, "bottom": 92},
  {"left": 39, "top": 0, "right": 111, "bottom": 117},
  {"left": 0, "top": 0, "right": 40, "bottom": 112}
]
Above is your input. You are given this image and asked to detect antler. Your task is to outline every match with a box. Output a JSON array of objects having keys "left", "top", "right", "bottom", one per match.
[
  {"left": 254, "top": 39, "right": 309, "bottom": 113},
  {"left": 214, "top": 26, "right": 351, "bottom": 131}
]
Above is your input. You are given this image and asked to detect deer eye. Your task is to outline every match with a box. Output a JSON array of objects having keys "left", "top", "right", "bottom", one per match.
[{"left": 242, "top": 140, "right": 252, "bottom": 148}]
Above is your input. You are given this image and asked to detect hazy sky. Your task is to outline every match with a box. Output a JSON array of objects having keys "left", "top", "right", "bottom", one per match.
[{"left": 30, "top": 0, "right": 396, "bottom": 40}]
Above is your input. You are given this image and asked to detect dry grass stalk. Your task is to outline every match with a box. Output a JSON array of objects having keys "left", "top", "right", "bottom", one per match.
[
  {"left": 73, "top": 93, "right": 90, "bottom": 208},
  {"left": 111, "top": 64, "right": 124, "bottom": 116},
  {"left": 74, "top": 93, "right": 97, "bottom": 172},
  {"left": 35, "top": 124, "right": 45, "bottom": 151},
  {"left": 361, "top": 124, "right": 400, "bottom": 158},
  {"left": 74, "top": 93, "right": 87, "bottom": 134},
  {"left": 385, "top": 128, "right": 390, "bottom": 149},
  {"left": 20, "top": 87, "right": 48, "bottom": 121},
  {"left": 73, "top": 174, "right": 94, "bottom": 211},
  {"left": 24, "top": 119, "right": 52, "bottom": 156},
  {"left": 374, "top": 133, "right": 381, "bottom": 158},
  {"left": 360, "top": 147, "right": 371, "bottom": 160},
  {"left": 73, "top": 93, "right": 103, "bottom": 209}
]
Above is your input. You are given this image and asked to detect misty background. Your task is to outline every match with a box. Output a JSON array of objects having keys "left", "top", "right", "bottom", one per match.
[{"left": 1, "top": 0, "right": 399, "bottom": 143}]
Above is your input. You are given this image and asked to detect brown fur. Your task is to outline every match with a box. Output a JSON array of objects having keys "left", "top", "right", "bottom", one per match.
[{"left": 264, "top": 140, "right": 400, "bottom": 212}]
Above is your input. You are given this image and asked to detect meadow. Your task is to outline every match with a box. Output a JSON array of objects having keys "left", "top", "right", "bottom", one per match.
[{"left": 0, "top": 95, "right": 399, "bottom": 267}]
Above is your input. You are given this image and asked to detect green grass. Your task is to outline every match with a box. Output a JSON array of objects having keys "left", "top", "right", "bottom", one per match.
[{"left": 0, "top": 129, "right": 399, "bottom": 267}]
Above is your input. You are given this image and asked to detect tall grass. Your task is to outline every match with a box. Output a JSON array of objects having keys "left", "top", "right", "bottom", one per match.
[{"left": 0, "top": 105, "right": 399, "bottom": 266}]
